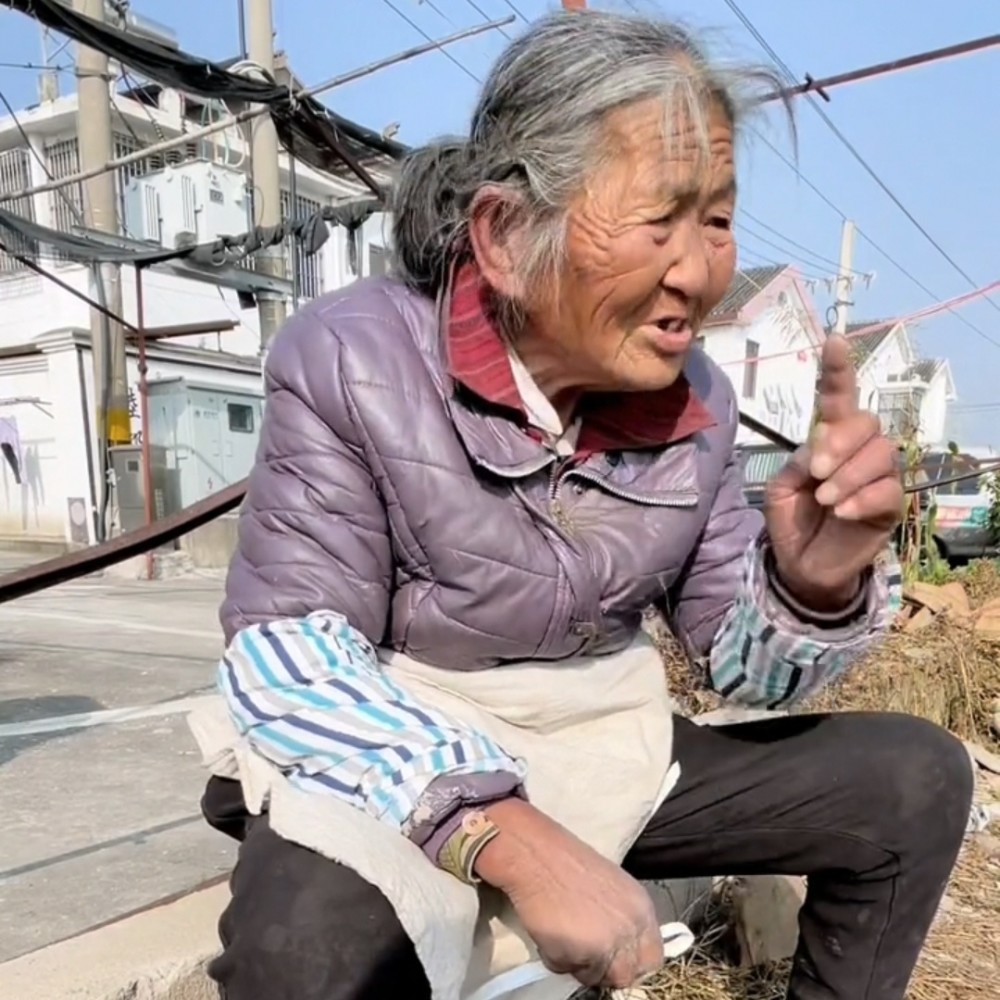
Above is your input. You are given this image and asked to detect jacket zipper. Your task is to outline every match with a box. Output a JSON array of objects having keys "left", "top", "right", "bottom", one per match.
[
  {"left": 560, "top": 468, "right": 700, "bottom": 508},
  {"left": 549, "top": 460, "right": 574, "bottom": 532}
]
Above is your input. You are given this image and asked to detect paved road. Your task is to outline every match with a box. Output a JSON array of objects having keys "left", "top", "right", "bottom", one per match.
[{"left": 0, "top": 554, "right": 236, "bottom": 961}]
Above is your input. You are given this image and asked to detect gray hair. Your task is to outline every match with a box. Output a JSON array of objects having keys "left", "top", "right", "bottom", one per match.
[{"left": 390, "top": 9, "right": 786, "bottom": 301}]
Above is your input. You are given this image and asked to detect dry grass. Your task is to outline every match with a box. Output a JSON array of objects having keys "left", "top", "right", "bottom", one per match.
[{"left": 643, "top": 560, "right": 1000, "bottom": 1000}]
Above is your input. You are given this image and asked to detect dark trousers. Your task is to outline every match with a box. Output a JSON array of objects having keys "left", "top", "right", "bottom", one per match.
[{"left": 202, "top": 711, "right": 973, "bottom": 1000}]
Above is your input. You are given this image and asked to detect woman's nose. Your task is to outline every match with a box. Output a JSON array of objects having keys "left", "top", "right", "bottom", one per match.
[{"left": 662, "top": 219, "right": 710, "bottom": 300}]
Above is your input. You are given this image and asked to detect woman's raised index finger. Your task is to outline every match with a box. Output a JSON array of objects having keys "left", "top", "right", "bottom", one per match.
[{"left": 816, "top": 335, "right": 858, "bottom": 424}]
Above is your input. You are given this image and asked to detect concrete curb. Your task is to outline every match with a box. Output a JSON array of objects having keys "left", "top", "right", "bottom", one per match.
[{"left": 0, "top": 883, "right": 228, "bottom": 1000}]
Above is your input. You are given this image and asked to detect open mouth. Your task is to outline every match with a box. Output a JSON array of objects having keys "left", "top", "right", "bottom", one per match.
[{"left": 655, "top": 317, "right": 688, "bottom": 332}]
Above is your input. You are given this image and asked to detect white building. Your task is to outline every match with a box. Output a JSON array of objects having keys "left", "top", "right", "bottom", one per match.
[
  {"left": 698, "top": 265, "right": 826, "bottom": 448},
  {"left": 0, "top": 53, "right": 395, "bottom": 549},
  {"left": 843, "top": 319, "right": 956, "bottom": 447},
  {"left": 698, "top": 265, "right": 957, "bottom": 457}
]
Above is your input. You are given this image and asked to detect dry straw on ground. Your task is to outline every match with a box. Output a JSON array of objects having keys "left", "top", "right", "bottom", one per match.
[{"left": 645, "top": 561, "right": 1000, "bottom": 1000}]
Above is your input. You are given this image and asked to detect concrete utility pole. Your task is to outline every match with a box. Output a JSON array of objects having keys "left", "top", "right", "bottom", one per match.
[
  {"left": 246, "top": 0, "right": 287, "bottom": 350},
  {"left": 832, "top": 218, "right": 856, "bottom": 336},
  {"left": 74, "top": 0, "right": 130, "bottom": 451}
]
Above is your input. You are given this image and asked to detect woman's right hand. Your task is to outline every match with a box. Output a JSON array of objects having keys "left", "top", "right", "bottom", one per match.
[{"left": 473, "top": 798, "right": 664, "bottom": 989}]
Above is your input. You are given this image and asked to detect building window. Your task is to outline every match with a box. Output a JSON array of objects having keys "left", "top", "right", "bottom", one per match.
[
  {"left": 280, "top": 189, "right": 323, "bottom": 300},
  {"left": 876, "top": 389, "right": 918, "bottom": 438},
  {"left": 369, "top": 243, "right": 390, "bottom": 276},
  {"left": 0, "top": 148, "right": 37, "bottom": 275},
  {"left": 45, "top": 138, "right": 85, "bottom": 244},
  {"left": 227, "top": 402, "right": 254, "bottom": 434},
  {"left": 743, "top": 339, "right": 760, "bottom": 399}
]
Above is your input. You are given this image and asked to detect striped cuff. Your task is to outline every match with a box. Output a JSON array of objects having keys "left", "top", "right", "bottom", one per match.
[
  {"left": 708, "top": 536, "right": 902, "bottom": 708},
  {"left": 220, "top": 612, "right": 528, "bottom": 834}
]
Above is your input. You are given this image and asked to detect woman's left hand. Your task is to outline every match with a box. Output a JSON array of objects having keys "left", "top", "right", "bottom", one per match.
[{"left": 764, "top": 335, "right": 903, "bottom": 612}]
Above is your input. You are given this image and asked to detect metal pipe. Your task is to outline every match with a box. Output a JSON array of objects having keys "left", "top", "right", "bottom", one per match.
[
  {"left": 0, "top": 480, "right": 246, "bottom": 605},
  {"left": 135, "top": 264, "right": 155, "bottom": 581},
  {"left": 767, "top": 33, "right": 1000, "bottom": 103},
  {"left": 289, "top": 137, "right": 300, "bottom": 310},
  {"left": 75, "top": 345, "right": 99, "bottom": 541},
  {"left": 0, "top": 18, "right": 516, "bottom": 205},
  {"left": 237, "top": 0, "right": 247, "bottom": 59}
]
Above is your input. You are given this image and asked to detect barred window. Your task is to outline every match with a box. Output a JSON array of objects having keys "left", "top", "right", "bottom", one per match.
[
  {"left": 0, "top": 148, "right": 37, "bottom": 275},
  {"left": 280, "top": 188, "right": 323, "bottom": 301},
  {"left": 45, "top": 137, "right": 84, "bottom": 241}
]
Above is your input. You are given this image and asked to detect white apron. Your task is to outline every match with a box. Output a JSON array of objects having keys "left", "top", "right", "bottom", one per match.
[{"left": 188, "top": 632, "right": 680, "bottom": 1000}]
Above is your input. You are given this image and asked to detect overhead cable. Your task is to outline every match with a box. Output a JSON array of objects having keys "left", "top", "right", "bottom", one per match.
[
  {"left": 0, "top": 197, "right": 381, "bottom": 269},
  {"left": 0, "top": 1, "right": 511, "bottom": 199},
  {"left": 722, "top": 0, "right": 1000, "bottom": 318},
  {"left": 381, "top": 0, "right": 483, "bottom": 83}
]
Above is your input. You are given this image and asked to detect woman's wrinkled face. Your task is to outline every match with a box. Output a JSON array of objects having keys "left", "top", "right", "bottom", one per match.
[{"left": 527, "top": 98, "right": 737, "bottom": 393}]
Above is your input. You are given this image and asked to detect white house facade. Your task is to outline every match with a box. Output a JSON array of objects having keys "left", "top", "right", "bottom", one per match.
[
  {"left": 0, "top": 64, "right": 394, "bottom": 548},
  {"left": 698, "top": 265, "right": 825, "bottom": 448},
  {"left": 846, "top": 320, "right": 956, "bottom": 447}
]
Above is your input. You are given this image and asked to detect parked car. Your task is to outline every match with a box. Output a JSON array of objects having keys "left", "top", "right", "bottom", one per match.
[
  {"left": 735, "top": 445, "right": 1000, "bottom": 564},
  {"left": 915, "top": 451, "right": 998, "bottom": 562}
]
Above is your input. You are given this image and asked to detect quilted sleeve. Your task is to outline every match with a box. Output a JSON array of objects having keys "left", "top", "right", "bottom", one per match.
[
  {"left": 667, "top": 450, "right": 902, "bottom": 709},
  {"left": 706, "top": 536, "right": 903, "bottom": 708},
  {"left": 221, "top": 311, "right": 393, "bottom": 644},
  {"left": 218, "top": 312, "right": 525, "bottom": 853}
]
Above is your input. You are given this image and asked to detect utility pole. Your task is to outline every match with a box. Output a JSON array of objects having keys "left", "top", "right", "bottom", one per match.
[
  {"left": 832, "top": 218, "right": 856, "bottom": 336},
  {"left": 75, "top": 1, "right": 130, "bottom": 461},
  {"left": 247, "top": 0, "right": 286, "bottom": 351}
]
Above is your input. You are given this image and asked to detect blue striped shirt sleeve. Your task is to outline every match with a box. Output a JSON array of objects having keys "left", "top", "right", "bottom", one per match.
[
  {"left": 708, "top": 537, "right": 903, "bottom": 708},
  {"left": 218, "top": 610, "right": 527, "bottom": 833}
]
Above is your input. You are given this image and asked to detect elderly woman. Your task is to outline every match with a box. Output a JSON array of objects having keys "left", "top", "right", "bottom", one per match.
[{"left": 198, "top": 11, "right": 972, "bottom": 1000}]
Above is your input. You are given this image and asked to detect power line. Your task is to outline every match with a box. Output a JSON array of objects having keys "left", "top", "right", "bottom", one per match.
[
  {"left": 460, "top": 0, "right": 515, "bottom": 40},
  {"left": 768, "top": 33, "right": 1000, "bottom": 104},
  {"left": 416, "top": 0, "right": 456, "bottom": 26},
  {"left": 721, "top": 0, "right": 1000, "bottom": 318},
  {"left": 498, "top": 0, "right": 531, "bottom": 23},
  {"left": 0, "top": 237, "right": 135, "bottom": 331},
  {"left": 0, "top": 59, "right": 70, "bottom": 71},
  {"left": 740, "top": 210, "right": 866, "bottom": 275},
  {"left": 738, "top": 245, "right": 829, "bottom": 284},
  {"left": 739, "top": 223, "right": 840, "bottom": 278},
  {"left": 855, "top": 225, "right": 1000, "bottom": 351},
  {"left": 381, "top": 0, "right": 483, "bottom": 83},
  {"left": 720, "top": 277, "right": 1000, "bottom": 371},
  {"left": 746, "top": 125, "right": 846, "bottom": 221},
  {"left": 0, "top": 19, "right": 509, "bottom": 204},
  {"left": 734, "top": 48, "right": 1000, "bottom": 361}
]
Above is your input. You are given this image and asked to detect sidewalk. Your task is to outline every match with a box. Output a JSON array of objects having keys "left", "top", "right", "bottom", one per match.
[{"left": 0, "top": 563, "right": 235, "bottom": 962}]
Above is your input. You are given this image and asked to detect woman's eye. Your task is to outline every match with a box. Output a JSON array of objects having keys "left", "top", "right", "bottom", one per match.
[{"left": 707, "top": 216, "right": 732, "bottom": 231}]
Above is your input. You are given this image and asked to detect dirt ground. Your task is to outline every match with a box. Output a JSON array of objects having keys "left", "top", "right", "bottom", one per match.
[{"left": 647, "top": 560, "right": 1000, "bottom": 1000}]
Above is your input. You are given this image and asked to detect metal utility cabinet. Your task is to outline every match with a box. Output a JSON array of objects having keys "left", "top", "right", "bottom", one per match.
[
  {"left": 149, "top": 378, "right": 262, "bottom": 509},
  {"left": 112, "top": 378, "right": 262, "bottom": 528}
]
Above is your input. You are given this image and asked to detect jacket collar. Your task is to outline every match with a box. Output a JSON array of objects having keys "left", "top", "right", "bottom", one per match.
[{"left": 444, "top": 260, "right": 716, "bottom": 463}]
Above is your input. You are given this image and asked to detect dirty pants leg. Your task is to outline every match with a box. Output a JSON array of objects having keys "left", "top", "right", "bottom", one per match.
[
  {"left": 202, "top": 710, "right": 972, "bottom": 1000},
  {"left": 625, "top": 711, "right": 973, "bottom": 1000},
  {"left": 201, "top": 777, "right": 432, "bottom": 1000}
]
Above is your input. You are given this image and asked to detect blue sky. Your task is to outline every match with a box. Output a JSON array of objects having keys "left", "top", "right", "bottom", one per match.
[{"left": 2, "top": 0, "right": 998, "bottom": 444}]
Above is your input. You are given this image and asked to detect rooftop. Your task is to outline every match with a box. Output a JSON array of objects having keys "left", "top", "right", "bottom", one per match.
[
  {"left": 708, "top": 265, "right": 786, "bottom": 321},
  {"left": 835, "top": 319, "right": 897, "bottom": 364}
]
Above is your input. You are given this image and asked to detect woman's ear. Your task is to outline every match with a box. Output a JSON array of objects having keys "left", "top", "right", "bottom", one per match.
[{"left": 467, "top": 185, "right": 528, "bottom": 300}]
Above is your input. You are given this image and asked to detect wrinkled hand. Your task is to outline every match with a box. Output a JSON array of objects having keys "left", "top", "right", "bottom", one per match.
[
  {"left": 765, "top": 334, "right": 903, "bottom": 610},
  {"left": 474, "top": 799, "right": 663, "bottom": 989}
]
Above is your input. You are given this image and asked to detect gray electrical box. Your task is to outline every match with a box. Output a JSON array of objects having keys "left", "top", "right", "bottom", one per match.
[
  {"left": 145, "top": 378, "right": 263, "bottom": 511},
  {"left": 109, "top": 443, "right": 180, "bottom": 532}
]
